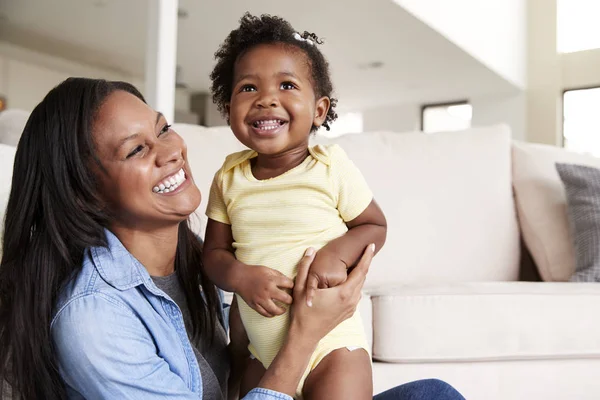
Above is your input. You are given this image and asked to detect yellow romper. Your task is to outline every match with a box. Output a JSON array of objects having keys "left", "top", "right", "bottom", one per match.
[{"left": 206, "top": 144, "right": 372, "bottom": 398}]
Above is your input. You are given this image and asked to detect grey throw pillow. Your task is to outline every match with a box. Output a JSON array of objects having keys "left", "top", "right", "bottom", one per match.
[{"left": 556, "top": 163, "right": 600, "bottom": 282}]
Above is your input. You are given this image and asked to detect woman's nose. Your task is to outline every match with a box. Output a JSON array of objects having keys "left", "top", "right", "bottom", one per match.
[{"left": 155, "top": 140, "right": 183, "bottom": 167}]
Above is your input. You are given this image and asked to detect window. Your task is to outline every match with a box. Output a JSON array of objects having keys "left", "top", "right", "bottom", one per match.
[
  {"left": 563, "top": 87, "right": 600, "bottom": 155},
  {"left": 319, "top": 112, "right": 363, "bottom": 138},
  {"left": 421, "top": 102, "right": 472, "bottom": 134},
  {"left": 557, "top": 0, "right": 600, "bottom": 53}
]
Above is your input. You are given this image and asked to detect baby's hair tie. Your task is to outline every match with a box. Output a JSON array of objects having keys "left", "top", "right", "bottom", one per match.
[{"left": 293, "top": 32, "right": 314, "bottom": 46}]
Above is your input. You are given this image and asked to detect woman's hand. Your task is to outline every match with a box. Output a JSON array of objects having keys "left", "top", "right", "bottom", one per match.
[
  {"left": 253, "top": 243, "right": 374, "bottom": 397},
  {"left": 289, "top": 243, "right": 374, "bottom": 346},
  {"left": 305, "top": 248, "right": 348, "bottom": 307}
]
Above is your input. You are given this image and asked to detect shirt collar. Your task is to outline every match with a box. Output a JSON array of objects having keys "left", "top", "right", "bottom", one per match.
[
  {"left": 90, "top": 228, "right": 151, "bottom": 291},
  {"left": 221, "top": 145, "right": 330, "bottom": 174}
]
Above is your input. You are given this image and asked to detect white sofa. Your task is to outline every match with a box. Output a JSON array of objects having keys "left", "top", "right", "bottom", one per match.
[{"left": 2, "top": 117, "right": 600, "bottom": 400}]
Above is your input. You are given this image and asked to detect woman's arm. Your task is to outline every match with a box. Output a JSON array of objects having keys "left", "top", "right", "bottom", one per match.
[
  {"left": 52, "top": 294, "right": 200, "bottom": 399},
  {"left": 245, "top": 243, "right": 374, "bottom": 398}
]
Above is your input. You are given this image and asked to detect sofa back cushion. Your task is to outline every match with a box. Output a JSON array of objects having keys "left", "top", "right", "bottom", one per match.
[
  {"left": 177, "top": 123, "right": 520, "bottom": 289},
  {"left": 314, "top": 125, "right": 520, "bottom": 288},
  {"left": 175, "top": 124, "right": 247, "bottom": 234},
  {"left": 0, "top": 109, "right": 29, "bottom": 146},
  {"left": 512, "top": 142, "right": 600, "bottom": 281},
  {"left": 0, "top": 144, "right": 17, "bottom": 254}
]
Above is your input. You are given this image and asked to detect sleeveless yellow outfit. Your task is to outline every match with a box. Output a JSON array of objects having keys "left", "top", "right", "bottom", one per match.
[{"left": 206, "top": 144, "right": 372, "bottom": 398}]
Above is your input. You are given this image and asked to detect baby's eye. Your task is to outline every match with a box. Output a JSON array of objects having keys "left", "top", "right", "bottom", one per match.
[
  {"left": 281, "top": 82, "right": 296, "bottom": 90},
  {"left": 240, "top": 85, "right": 256, "bottom": 92}
]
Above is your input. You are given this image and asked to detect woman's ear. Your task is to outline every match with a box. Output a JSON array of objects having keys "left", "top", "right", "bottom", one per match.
[{"left": 312, "top": 96, "right": 331, "bottom": 128}]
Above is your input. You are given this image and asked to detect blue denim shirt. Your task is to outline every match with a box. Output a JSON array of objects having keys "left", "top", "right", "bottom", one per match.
[{"left": 51, "top": 229, "right": 291, "bottom": 400}]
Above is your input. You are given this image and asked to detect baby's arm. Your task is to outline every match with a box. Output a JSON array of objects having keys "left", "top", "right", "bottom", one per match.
[
  {"left": 203, "top": 219, "right": 294, "bottom": 317},
  {"left": 306, "top": 199, "right": 386, "bottom": 303}
]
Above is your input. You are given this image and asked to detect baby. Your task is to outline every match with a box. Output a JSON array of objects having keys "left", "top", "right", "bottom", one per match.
[{"left": 204, "top": 13, "right": 387, "bottom": 400}]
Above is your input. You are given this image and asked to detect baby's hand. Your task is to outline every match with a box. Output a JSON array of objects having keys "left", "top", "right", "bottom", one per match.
[
  {"left": 305, "top": 249, "right": 348, "bottom": 307},
  {"left": 237, "top": 264, "right": 294, "bottom": 318}
]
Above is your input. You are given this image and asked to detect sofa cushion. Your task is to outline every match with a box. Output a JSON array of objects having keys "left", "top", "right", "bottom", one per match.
[
  {"left": 0, "top": 144, "right": 16, "bottom": 252},
  {"left": 556, "top": 163, "right": 600, "bottom": 281},
  {"left": 372, "top": 359, "right": 600, "bottom": 400},
  {"left": 370, "top": 282, "right": 600, "bottom": 362},
  {"left": 0, "top": 109, "right": 28, "bottom": 146},
  {"left": 512, "top": 142, "right": 600, "bottom": 281},
  {"left": 173, "top": 124, "right": 247, "bottom": 237},
  {"left": 315, "top": 125, "right": 520, "bottom": 288}
]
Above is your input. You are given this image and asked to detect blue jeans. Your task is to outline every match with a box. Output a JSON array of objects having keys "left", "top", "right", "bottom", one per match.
[{"left": 374, "top": 379, "right": 466, "bottom": 400}]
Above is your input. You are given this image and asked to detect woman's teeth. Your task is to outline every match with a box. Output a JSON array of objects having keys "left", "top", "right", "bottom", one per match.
[{"left": 152, "top": 169, "right": 186, "bottom": 194}]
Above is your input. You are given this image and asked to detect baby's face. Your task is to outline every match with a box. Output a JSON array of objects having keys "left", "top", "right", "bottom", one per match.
[{"left": 227, "top": 43, "right": 329, "bottom": 156}]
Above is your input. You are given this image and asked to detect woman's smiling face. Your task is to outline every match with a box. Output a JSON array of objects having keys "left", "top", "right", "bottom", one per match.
[{"left": 91, "top": 90, "right": 201, "bottom": 230}]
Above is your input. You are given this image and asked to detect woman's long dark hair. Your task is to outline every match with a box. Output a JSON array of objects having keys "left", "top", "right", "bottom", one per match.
[{"left": 0, "top": 78, "right": 219, "bottom": 399}]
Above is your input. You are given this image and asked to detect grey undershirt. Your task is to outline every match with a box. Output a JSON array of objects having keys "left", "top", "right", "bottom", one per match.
[{"left": 152, "top": 273, "right": 229, "bottom": 400}]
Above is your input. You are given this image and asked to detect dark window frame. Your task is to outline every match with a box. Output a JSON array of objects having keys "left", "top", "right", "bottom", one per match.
[{"left": 420, "top": 100, "right": 470, "bottom": 132}]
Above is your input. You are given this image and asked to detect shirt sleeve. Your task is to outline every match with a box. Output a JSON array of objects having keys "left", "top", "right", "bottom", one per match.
[
  {"left": 52, "top": 294, "right": 201, "bottom": 399},
  {"left": 206, "top": 169, "right": 231, "bottom": 225},
  {"left": 330, "top": 145, "right": 373, "bottom": 222},
  {"left": 243, "top": 388, "right": 293, "bottom": 400}
]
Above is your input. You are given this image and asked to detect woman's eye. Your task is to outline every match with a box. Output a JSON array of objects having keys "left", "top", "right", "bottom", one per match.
[
  {"left": 127, "top": 145, "right": 144, "bottom": 158},
  {"left": 240, "top": 85, "right": 256, "bottom": 92},
  {"left": 159, "top": 124, "right": 171, "bottom": 137},
  {"left": 281, "top": 82, "right": 296, "bottom": 90}
]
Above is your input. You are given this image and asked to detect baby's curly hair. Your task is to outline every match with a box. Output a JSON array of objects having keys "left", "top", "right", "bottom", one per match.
[{"left": 210, "top": 13, "right": 338, "bottom": 132}]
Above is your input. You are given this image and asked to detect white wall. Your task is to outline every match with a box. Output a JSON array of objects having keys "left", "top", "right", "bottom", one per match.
[
  {"left": 0, "top": 56, "right": 6, "bottom": 96},
  {"left": 363, "top": 104, "right": 421, "bottom": 132},
  {"left": 395, "top": 0, "right": 527, "bottom": 89},
  {"left": 0, "top": 42, "right": 144, "bottom": 112},
  {"left": 561, "top": 50, "right": 600, "bottom": 89},
  {"left": 362, "top": 94, "right": 526, "bottom": 141},
  {"left": 526, "top": 0, "right": 600, "bottom": 145},
  {"left": 204, "top": 100, "right": 227, "bottom": 127},
  {"left": 385, "top": 0, "right": 600, "bottom": 145},
  {"left": 526, "top": 0, "right": 561, "bottom": 145},
  {"left": 472, "top": 93, "right": 526, "bottom": 141}
]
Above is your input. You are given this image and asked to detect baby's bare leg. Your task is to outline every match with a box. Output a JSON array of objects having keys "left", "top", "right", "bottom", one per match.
[
  {"left": 240, "top": 357, "right": 266, "bottom": 398},
  {"left": 303, "top": 348, "right": 372, "bottom": 400}
]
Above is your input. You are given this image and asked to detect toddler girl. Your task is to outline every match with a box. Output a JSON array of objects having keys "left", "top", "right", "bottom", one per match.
[{"left": 204, "top": 13, "right": 387, "bottom": 400}]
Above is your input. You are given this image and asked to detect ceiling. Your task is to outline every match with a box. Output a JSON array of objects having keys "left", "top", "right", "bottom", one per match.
[{"left": 0, "top": 0, "right": 519, "bottom": 111}]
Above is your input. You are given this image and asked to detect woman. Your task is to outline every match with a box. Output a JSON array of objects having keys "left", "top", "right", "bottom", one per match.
[{"left": 0, "top": 78, "right": 465, "bottom": 400}]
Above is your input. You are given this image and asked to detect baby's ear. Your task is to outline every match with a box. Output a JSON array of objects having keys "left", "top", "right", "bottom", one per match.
[
  {"left": 225, "top": 103, "right": 231, "bottom": 125},
  {"left": 313, "top": 96, "right": 330, "bottom": 127}
]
